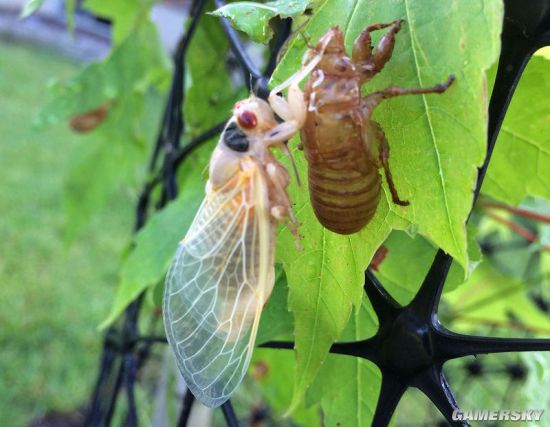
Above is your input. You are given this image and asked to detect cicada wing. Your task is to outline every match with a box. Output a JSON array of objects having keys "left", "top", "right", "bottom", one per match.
[{"left": 163, "top": 168, "right": 275, "bottom": 408}]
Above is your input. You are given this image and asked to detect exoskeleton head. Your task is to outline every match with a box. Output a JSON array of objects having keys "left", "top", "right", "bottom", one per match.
[
  {"left": 317, "top": 27, "right": 345, "bottom": 54},
  {"left": 305, "top": 27, "right": 354, "bottom": 77}
]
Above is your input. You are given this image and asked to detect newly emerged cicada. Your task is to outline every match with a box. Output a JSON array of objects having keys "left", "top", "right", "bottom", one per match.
[{"left": 162, "top": 57, "right": 321, "bottom": 407}]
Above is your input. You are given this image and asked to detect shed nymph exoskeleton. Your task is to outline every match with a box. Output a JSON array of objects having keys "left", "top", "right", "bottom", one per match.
[
  {"left": 294, "top": 22, "right": 455, "bottom": 234},
  {"left": 162, "top": 53, "right": 324, "bottom": 408}
]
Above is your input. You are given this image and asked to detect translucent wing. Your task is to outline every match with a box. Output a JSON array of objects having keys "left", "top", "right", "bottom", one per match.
[{"left": 163, "top": 165, "right": 275, "bottom": 408}]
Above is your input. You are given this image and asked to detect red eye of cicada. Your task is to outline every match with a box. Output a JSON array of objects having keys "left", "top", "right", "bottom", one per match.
[{"left": 237, "top": 111, "right": 257, "bottom": 129}]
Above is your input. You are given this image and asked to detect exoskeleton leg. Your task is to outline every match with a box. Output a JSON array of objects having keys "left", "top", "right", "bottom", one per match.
[
  {"left": 266, "top": 31, "right": 336, "bottom": 134},
  {"left": 264, "top": 44, "right": 332, "bottom": 183},
  {"left": 366, "top": 121, "right": 410, "bottom": 206},
  {"left": 352, "top": 20, "right": 405, "bottom": 84},
  {"left": 263, "top": 82, "right": 306, "bottom": 186},
  {"left": 361, "top": 75, "right": 455, "bottom": 119}
]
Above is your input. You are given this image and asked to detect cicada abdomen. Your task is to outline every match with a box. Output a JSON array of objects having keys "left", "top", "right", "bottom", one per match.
[{"left": 301, "top": 85, "right": 382, "bottom": 234}]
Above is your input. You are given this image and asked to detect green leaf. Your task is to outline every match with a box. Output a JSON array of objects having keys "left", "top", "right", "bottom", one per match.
[
  {"left": 306, "top": 302, "right": 379, "bottom": 426},
  {"left": 185, "top": 10, "right": 242, "bottom": 135},
  {"left": 376, "top": 228, "right": 482, "bottom": 306},
  {"left": 100, "top": 188, "right": 202, "bottom": 328},
  {"left": 443, "top": 261, "right": 550, "bottom": 335},
  {"left": 483, "top": 55, "right": 550, "bottom": 205},
  {"left": 63, "top": 91, "right": 162, "bottom": 240},
  {"left": 20, "top": 0, "right": 44, "bottom": 18},
  {"left": 65, "top": 0, "right": 77, "bottom": 33},
  {"left": 36, "top": 21, "right": 169, "bottom": 238},
  {"left": 251, "top": 348, "right": 322, "bottom": 425},
  {"left": 100, "top": 142, "right": 212, "bottom": 328},
  {"left": 272, "top": 0, "right": 503, "bottom": 409},
  {"left": 256, "top": 265, "right": 295, "bottom": 343},
  {"left": 37, "top": 21, "right": 169, "bottom": 127},
  {"left": 211, "top": 0, "right": 310, "bottom": 43},
  {"left": 83, "top": 0, "right": 155, "bottom": 44}
]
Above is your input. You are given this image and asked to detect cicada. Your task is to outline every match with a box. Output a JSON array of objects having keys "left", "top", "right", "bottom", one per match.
[{"left": 162, "top": 57, "right": 320, "bottom": 406}]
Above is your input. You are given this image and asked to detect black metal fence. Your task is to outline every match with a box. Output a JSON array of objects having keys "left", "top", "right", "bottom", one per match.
[{"left": 83, "top": 1, "right": 550, "bottom": 426}]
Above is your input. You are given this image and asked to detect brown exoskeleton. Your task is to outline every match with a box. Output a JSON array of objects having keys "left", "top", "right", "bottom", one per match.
[{"left": 276, "top": 21, "right": 455, "bottom": 234}]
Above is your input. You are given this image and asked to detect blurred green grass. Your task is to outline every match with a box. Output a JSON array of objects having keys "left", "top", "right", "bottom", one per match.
[{"left": 0, "top": 40, "right": 134, "bottom": 425}]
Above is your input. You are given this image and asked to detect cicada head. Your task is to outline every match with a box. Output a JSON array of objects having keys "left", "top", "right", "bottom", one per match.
[
  {"left": 209, "top": 97, "right": 278, "bottom": 189},
  {"left": 233, "top": 97, "right": 277, "bottom": 134}
]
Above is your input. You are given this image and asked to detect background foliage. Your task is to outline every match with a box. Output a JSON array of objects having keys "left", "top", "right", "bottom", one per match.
[
  {"left": 0, "top": 41, "right": 134, "bottom": 425},
  {"left": 8, "top": 0, "right": 550, "bottom": 425}
]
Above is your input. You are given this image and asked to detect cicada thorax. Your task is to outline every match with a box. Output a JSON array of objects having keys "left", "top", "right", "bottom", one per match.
[{"left": 302, "top": 68, "right": 382, "bottom": 235}]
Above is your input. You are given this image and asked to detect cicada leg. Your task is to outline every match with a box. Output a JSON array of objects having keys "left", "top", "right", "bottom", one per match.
[
  {"left": 267, "top": 30, "right": 336, "bottom": 131},
  {"left": 365, "top": 121, "right": 410, "bottom": 207},
  {"left": 361, "top": 76, "right": 455, "bottom": 119},
  {"left": 352, "top": 19, "right": 405, "bottom": 84},
  {"left": 266, "top": 162, "right": 302, "bottom": 248}
]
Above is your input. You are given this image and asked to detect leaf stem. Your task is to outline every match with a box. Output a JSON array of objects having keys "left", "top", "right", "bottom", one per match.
[
  {"left": 484, "top": 210, "right": 550, "bottom": 252},
  {"left": 479, "top": 199, "right": 550, "bottom": 224},
  {"left": 444, "top": 315, "right": 550, "bottom": 335}
]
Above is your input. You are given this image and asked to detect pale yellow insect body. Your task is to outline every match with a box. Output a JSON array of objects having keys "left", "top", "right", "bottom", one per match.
[
  {"left": 162, "top": 43, "right": 332, "bottom": 407},
  {"left": 163, "top": 97, "right": 302, "bottom": 408}
]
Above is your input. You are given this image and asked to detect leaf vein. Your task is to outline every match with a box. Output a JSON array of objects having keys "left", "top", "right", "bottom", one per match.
[{"left": 403, "top": 0, "right": 460, "bottom": 257}]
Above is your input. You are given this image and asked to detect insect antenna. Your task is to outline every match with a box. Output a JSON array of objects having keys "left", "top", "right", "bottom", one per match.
[
  {"left": 290, "top": 17, "right": 315, "bottom": 52},
  {"left": 248, "top": 74, "right": 255, "bottom": 97},
  {"left": 298, "top": 29, "right": 316, "bottom": 52}
]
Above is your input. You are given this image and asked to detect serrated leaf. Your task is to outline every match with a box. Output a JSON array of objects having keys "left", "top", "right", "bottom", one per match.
[
  {"left": 483, "top": 55, "right": 550, "bottom": 205},
  {"left": 271, "top": 0, "right": 503, "bottom": 409},
  {"left": 276, "top": 199, "right": 398, "bottom": 412},
  {"left": 20, "top": 0, "right": 44, "bottom": 18},
  {"left": 211, "top": 0, "right": 309, "bottom": 43}
]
